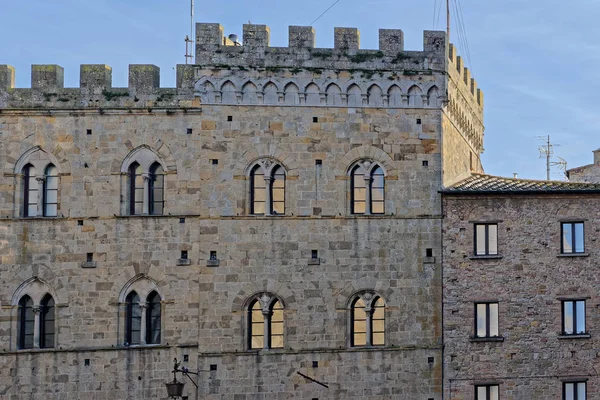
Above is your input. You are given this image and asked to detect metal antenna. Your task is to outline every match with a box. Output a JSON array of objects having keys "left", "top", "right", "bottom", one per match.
[
  {"left": 185, "top": 0, "right": 195, "bottom": 64},
  {"left": 537, "top": 135, "right": 566, "bottom": 180},
  {"left": 446, "top": 0, "right": 450, "bottom": 39}
]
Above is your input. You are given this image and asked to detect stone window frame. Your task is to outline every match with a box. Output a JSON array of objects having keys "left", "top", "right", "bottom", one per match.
[
  {"left": 11, "top": 278, "right": 60, "bottom": 351},
  {"left": 468, "top": 220, "right": 503, "bottom": 260},
  {"left": 348, "top": 160, "right": 387, "bottom": 216},
  {"left": 118, "top": 276, "right": 165, "bottom": 347},
  {"left": 347, "top": 291, "right": 386, "bottom": 348},
  {"left": 247, "top": 158, "right": 287, "bottom": 216},
  {"left": 244, "top": 292, "right": 286, "bottom": 351},
  {"left": 14, "top": 147, "right": 62, "bottom": 218},
  {"left": 562, "top": 379, "right": 587, "bottom": 400},
  {"left": 471, "top": 301, "right": 504, "bottom": 342},
  {"left": 120, "top": 146, "right": 168, "bottom": 216},
  {"left": 474, "top": 383, "right": 499, "bottom": 400},
  {"left": 560, "top": 220, "right": 586, "bottom": 255}
]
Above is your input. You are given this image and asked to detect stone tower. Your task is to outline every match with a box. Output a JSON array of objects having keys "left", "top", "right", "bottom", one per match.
[{"left": 0, "top": 22, "right": 482, "bottom": 399}]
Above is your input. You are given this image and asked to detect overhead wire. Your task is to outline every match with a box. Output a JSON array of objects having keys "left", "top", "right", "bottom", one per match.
[
  {"left": 309, "top": 0, "right": 342, "bottom": 26},
  {"left": 455, "top": 0, "right": 473, "bottom": 68}
]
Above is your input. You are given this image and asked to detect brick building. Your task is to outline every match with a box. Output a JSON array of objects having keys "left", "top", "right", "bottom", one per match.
[{"left": 0, "top": 23, "right": 483, "bottom": 399}]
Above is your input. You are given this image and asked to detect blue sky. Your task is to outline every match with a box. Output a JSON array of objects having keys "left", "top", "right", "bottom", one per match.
[{"left": 1, "top": 0, "right": 597, "bottom": 180}]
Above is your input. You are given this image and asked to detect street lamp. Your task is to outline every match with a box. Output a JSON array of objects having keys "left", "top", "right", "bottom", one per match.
[{"left": 165, "top": 358, "right": 198, "bottom": 399}]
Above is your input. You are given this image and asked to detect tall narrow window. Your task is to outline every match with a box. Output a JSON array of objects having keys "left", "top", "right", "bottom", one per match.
[
  {"left": 129, "top": 163, "right": 144, "bottom": 215},
  {"left": 475, "top": 302, "right": 499, "bottom": 338},
  {"left": 43, "top": 164, "right": 58, "bottom": 217},
  {"left": 475, "top": 384, "right": 499, "bottom": 400},
  {"left": 40, "top": 294, "right": 55, "bottom": 348},
  {"left": 562, "top": 300, "right": 586, "bottom": 335},
  {"left": 351, "top": 165, "right": 367, "bottom": 214},
  {"left": 146, "top": 291, "right": 161, "bottom": 344},
  {"left": 251, "top": 165, "right": 266, "bottom": 215},
  {"left": 18, "top": 295, "right": 34, "bottom": 349},
  {"left": 561, "top": 222, "right": 585, "bottom": 254},
  {"left": 125, "top": 291, "right": 141, "bottom": 345},
  {"left": 148, "top": 163, "right": 164, "bottom": 215},
  {"left": 371, "top": 166, "right": 385, "bottom": 214},
  {"left": 270, "top": 300, "right": 284, "bottom": 349},
  {"left": 271, "top": 166, "right": 285, "bottom": 215},
  {"left": 564, "top": 381, "right": 587, "bottom": 400},
  {"left": 351, "top": 294, "right": 385, "bottom": 347},
  {"left": 23, "top": 164, "right": 37, "bottom": 217},
  {"left": 248, "top": 295, "right": 284, "bottom": 350},
  {"left": 249, "top": 300, "right": 265, "bottom": 349},
  {"left": 474, "top": 223, "right": 498, "bottom": 256}
]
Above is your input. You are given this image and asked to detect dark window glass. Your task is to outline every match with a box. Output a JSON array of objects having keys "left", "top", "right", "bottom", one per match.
[
  {"left": 18, "top": 295, "right": 34, "bottom": 349},
  {"left": 562, "top": 222, "right": 585, "bottom": 254},
  {"left": 563, "top": 300, "right": 586, "bottom": 335},
  {"left": 371, "top": 167, "right": 385, "bottom": 214},
  {"left": 43, "top": 164, "right": 58, "bottom": 217},
  {"left": 271, "top": 166, "right": 285, "bottom": 215},
  {"left": 475, "top": 302, "right": 499, "bottom": 338},
  {"left": 129, "top": 163, "right": 144, "bottom": 215},
  {"left": 351, "top": 165, "right": 366, "bottom": 214},
  {"left": 251, "top": 166, "right": 265, "bottom": 215},
  {"left": 125, "top": 291, "right": 141, "bottom": 345},
  {"left": 149, "top": 163, "right": 164, "bottom": 215},
  {"left": 146, "top": 291, "right": 161, "bottom": 344},
  {"left": 249, "top": 300, "right": 264, "bottom": 349},
  {"left": 564, "top": 381, "right": 587, "bottom": 400},
  {"left": 40, "top": 294, "right": 55, "bottom": 348},
  {"left": 23, "top": 164, "right": 38, "bottom": 217},
  {"left": 475, "top": 384, "right": 499, "bottom": 400},
  {"left": 270, "top": 300, "right": 284, "bottom": 348},
  {"left": 474, "top": 223, "right": 498, "bottom": 255}
]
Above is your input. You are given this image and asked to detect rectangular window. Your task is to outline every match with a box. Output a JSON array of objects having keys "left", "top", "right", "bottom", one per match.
[
  {"left": 562, "top": 300, "right": 586, "bottom": 335},
  {"left": 475, "top": 384, "right": 499, "bottom": 400},
  {"left": 564, "top": 381, "right": 586, "bottom": 400},
  {"left": 475, "top": 302, "right": 499, "bottom": 338},
  {"left": 561, "top": 222, "right": 585, "bottom": 254},
  {"left": 474, "top": 223, "right": 498, "bottom": 256}
]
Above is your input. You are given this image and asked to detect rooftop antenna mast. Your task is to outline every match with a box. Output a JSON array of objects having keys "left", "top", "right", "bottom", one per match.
[
  {"left": 538, "top": 135, "right": 567, "bottom": 180},
  {"left": 446, "top": 0, "right": 450, "bottom": 38},
  {"left": 184, "top": 0, "right": 195, "bottom": 64}
]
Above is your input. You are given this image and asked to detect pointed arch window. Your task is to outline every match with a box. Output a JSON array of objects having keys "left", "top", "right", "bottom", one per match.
[
  {"left": 350, "top": 293, "right": 385, "bottom": 347},
  {"left": 248, "top": 295, "right": 284, "bottom": 350},
  {"left": 149, "top": 163, "right": 164, "bottom": 215},
  {"left": 18, "top": 295, "right": 34, "bottom": 349},
  {"left": 249, "top": 161, "right": 286, "bottom": 216},
  {"left": 146, "top": 291, "right": 161, "bottom": 344},
  {"left": 23, "top": 164, "right": 38, "bottom": 217},
  {"left": 40, "top": 294, "right": 55, "bottom": 348},
  {"left": 125, "top": 291, "right": 142, "bottom": 345},
  {"left": 43, "top": 164, "right": 58, "bottom": 217},
  {"left": 350, "top": 161, "right": 385, "bottom": 215}
]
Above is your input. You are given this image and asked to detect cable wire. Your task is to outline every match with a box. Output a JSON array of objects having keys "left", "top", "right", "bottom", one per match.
[{"left": 309, "top": 0, "right": 341, "bottom": 26}]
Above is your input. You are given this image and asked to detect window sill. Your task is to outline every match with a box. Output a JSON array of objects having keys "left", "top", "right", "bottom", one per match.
[
  {"left": 81, "top": 261, "right": 97, "bottom": 269},
  {"left": 557, "top": 253, "right": 589, "bottom": 258},
  {"left": 176, "top": 259, "right": 191, "bottom": 266},
  {"left": 470, "top": 336, "right": 504, "bottom": 343},
  {"left": 469, "top": 255, "right": 503, "bottom": 260},
  {"left": 308, "top": 258, "right": 321, "bottom": 266},
  {"left": 423, "top": 256, "right": 436, "bottom": 264},
  {"left": 206, "top": 259, "right": 220, "bottom": 267},
  {"left": 558, "top": 334, "right": 591, "bottom": 340}
]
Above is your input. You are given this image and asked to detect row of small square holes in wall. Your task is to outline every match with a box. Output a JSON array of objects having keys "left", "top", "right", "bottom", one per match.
[{"left": 83, "top": 117, "right": 423, "bottom": 135}]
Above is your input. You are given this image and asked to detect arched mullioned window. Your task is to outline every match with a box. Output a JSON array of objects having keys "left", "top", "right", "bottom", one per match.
[
  {"left": 350, "top": 293, "right": 385, "bottom": 347},
  {"left": 249, "top": 160, "right": 286, "bottom": 216},
  {"left": 146, "top": 291, "right": 161, "bottom": 345},
  {"left": 350, "top": 161, "right": 385, "bottom": 215},
  {"left": 43, "top": 164, "right": 58, "bottom": 217},
  {"left": 247, "top": 294, "right": 284, "bottom": 350},
  {"left": 40, "top": 294, "right": 55, "bottom": 349},
  {"left": 125, "top": 291, "right": 142, "bottom": 345},
  {"left": 18, "top": 295, "right": 34, "bottom": 349},
  {"left": 122, "top": 147, "right": 167, "bottom": 216}
]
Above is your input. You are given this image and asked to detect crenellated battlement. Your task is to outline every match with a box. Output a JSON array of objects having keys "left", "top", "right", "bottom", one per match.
[
  {"left": 194, "top": 23, "right": 447, "bottom": 72},
  {"left": 447, "top": 44, "right": 483, "bottom": 111}
]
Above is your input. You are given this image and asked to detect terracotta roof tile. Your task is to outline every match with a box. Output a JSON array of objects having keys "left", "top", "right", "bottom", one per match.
[{"left": 443, "top": 174, "right": 600, "bottom": 193}]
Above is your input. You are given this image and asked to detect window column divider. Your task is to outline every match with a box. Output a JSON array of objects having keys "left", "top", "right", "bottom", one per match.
[
  {"left": 363, "top": 175, "right": 372, "bottom": 215},
  {"left": 35, "top": 176, "right": 45, "bottom": 217},
  {"left": 139, "top": 301, "right": 148, "bottom": 345},
  {"left": 142, "top": 173, "right": 151, "bottom": 215},
  {"left": 264, "top": 176, "right": 273, "bottom": 216},
  {"left": 32, "top": 305, "right": 41, "bottom": 349}
]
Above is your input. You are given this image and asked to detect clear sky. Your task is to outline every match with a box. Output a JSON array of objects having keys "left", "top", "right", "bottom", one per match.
[{"left": 1, "top": 0, "right": 597, "bottom": 180}]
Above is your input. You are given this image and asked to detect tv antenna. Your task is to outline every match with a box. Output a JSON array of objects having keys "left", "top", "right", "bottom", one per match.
[
  {"left": 538, "top": 135, "right": 567, "bottom": 180},
  {"left": 184, "top": 0, "right": 195, "bottom": 64}
]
